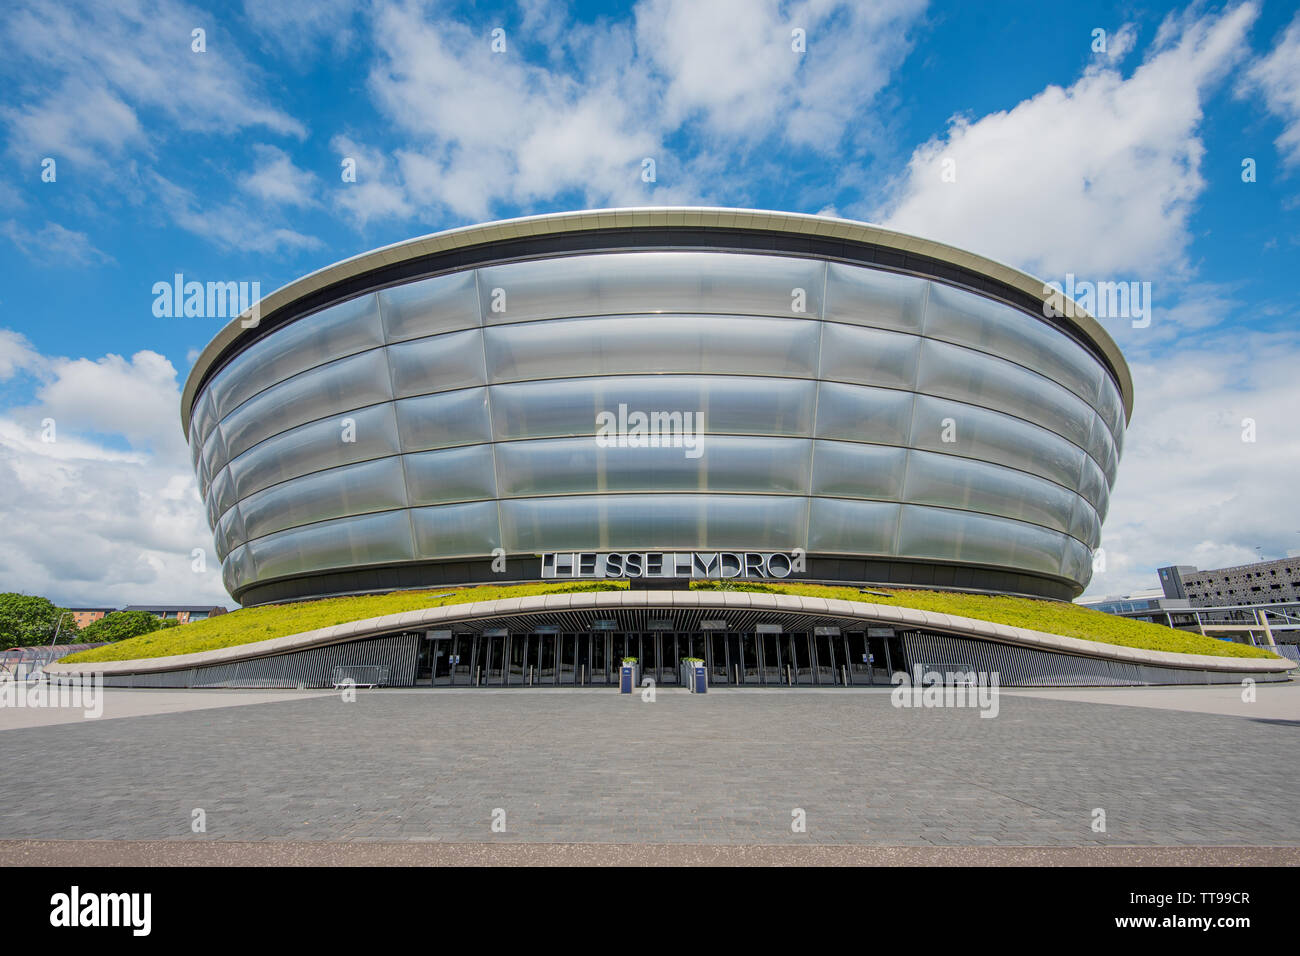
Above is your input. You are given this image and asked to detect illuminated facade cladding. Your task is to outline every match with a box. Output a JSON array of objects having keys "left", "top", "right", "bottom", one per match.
[{"left": 183, "top": 208, "right": 1132, "bottom": 607}]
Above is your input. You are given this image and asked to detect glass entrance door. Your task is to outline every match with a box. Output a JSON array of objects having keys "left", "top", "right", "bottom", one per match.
[
  {"left": 788, "top": 633, "right": 814, "bottom": 685},
  {"left": 739, "top": 634, "right": 761, "bottom": 684},
  {"left": 845, "top": 632, "right": 870, "bottom": 685},
  {"left": 451, "top": 635, "right": 475, "bottom": 685},
  {"left": 658, "top": 633, "right": 678, "bottom": 684},
  {"left": 709, "top": 633, "right": 729, "bottom": 685},
  {"left": 812, "top": 632, "right": 836, "bottom": 685},
  {"left": 482, "top": 634, "right": 506, "bottom": 685},
  {"left": 559, "top": 634, "right": 577, "bottom": 684},
  {"left": 866, "top": 634, "right": 891, "bottom": 684},
  {"left": 432, "top": 639, "right": 453, "bottom": 686},
  {"left": 760, "top": 633, "right": 784, "bottom": 684},
  {"left": 587, "top": 633, "right": 609, "bottom": 685}
]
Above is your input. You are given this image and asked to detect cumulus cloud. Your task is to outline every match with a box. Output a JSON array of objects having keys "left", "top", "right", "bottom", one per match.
[
  {"left": 877, "top": 3, "right": 1260, "bottom": 279},
  {"left": 151, "top": 172, "right": 322, "bottom": 254},
  {"left": 239, "top": 144, "right": 321, "bottom": 209},
  {"left": 1083, "top": 329, "right": 1300, "bottom": 597},
  {"left": 0, "top": 0, "right": 304, "bottom": 168},
  {"left": 0, "top": 333, "right": 227, "bottom": 608},
  {"left": 0, "top": 220, "right": 113, "bottom": 267},
  {"left": 1240, "top": 12, "right": 1300, "bottom": 167},
  {"left": 340, "top": 0, "right": 926, "bottom": 225}
]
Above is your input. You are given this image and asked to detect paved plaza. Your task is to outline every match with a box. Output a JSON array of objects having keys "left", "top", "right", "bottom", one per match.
[{"left": 1, "top": 684, "right": 1298, "bottom": 848}]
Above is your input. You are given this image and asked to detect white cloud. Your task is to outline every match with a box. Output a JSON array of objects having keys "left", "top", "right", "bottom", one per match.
[
  {"left": 877, "top": 3, "right": 1260, "bottom": 279},
  {"left": 346, "top": 0, "right": 926, "bottom": 224},
  {"left": 1, "top": 220, "right": 113, "bottom": 267},
  {"left": 1082, "top": 328, "right": 1300, "bottom": 598},
  {"left": 1, "top": 0, "right": 305, "bottom": 168},
  {"left": 1240, "top": 12, "right": 1300, "bottom": 167},
  {"left": 242, "top": 0, "right": 359, "bottom": 61},
  {"left": 239, "top": 144, "right": 320, "bottom": 208},
  {"left": 0, "top": 335, "right": 228, "bottom": 608},
  {"left": 330, "top": 134, "right": 416, "bottom": 228},
  {"left": 0, "top": 329, "right": 43, "bottom": 380},
  {"left": 151, "top": 172, "right": 321, "bottom": 254}
]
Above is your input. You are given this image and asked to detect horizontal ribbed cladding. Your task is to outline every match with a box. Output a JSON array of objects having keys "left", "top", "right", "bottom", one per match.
[{"left": 182, "top": 244, "right": 1129, "bottom": 602}]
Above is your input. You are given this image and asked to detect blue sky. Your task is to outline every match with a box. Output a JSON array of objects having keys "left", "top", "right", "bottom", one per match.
[{"left": 0, "top": 0, "right": 1297, "bottom": 606}]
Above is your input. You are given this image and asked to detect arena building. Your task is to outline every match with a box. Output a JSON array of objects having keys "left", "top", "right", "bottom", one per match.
[{"left": 89, "top": 207, "right": 1286, "bottom": 687}]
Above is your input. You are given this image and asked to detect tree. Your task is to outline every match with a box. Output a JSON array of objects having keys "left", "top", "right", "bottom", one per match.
[
  {"left": 0, "top": 594, "right": 81, "bottom": 650},
  {"left": 80, "top": 611, "right": 175, "bottom": 644}
]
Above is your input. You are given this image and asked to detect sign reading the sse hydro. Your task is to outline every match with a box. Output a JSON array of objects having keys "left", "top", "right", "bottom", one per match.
[{"left": 539, "top": 551, "right": 806, "bottom": 580}]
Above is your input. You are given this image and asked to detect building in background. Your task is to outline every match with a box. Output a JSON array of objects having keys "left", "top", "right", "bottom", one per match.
[
  {"left": 1080, "top": 556, "right": 1300, "bottom": 652},
  {"left": 1158, "top": 558, "right": 1300, "bottom": 606},
  {"left": 122, "top": 605, "right": 228, "bottom": 624},
  {"left": 69, "top": 607, "right": 116, "bottom": 628}
]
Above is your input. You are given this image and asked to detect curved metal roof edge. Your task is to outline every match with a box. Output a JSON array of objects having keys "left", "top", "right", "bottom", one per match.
[
  {"left": 179, "top": 207, "right": 1135, "bottom": 434},
  {"left": 45, "top": 591, "right": 1292, "bottom": 678}
]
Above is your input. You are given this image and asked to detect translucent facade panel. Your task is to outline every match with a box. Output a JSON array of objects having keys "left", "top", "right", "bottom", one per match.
[
  {"left": 206, "top": 294, "right": 385, "bottom": 421},
  {"left": 199, "top": 424, "right": 229, "bottom": 488},
  {"left": 226, "top": 404, "right": 402, "bottom": 500},
  {"left": 189, "top": 421, "right": 203, "bottom": 478},
  {"left": 191, "top": 386, "right": 219, "bottom": 449},
  {"left": 901, "top": 449, "right": 1078, "bottom": 535},
  {"left": 823, "top": 262, "right": 927, "bottom": 333},
  {"left": 819, "top": 323, "right": 920, "bottom": 390},
  {"left": 394, "top": 388, "right": 493, "bottom": 452},
  {"left": 1059, "top": 537, "right": 1093, "bottom": 584},
  {"left": 814, "top": 382, "right": 915, "bottom": 446},
  {"left": 222, "top": 544, "right": 257, "bottom": 595},
  {"left": 214, "top": 504, "right": 245, "bottom": 562},
  {"left": 246, "top": 510, "right": 416, "bottom": 581},
  {"left": 476, "top": 252, "right": 825, "bottom": 325},
  {"left": 499, "top": 494, "right": 808, "bottom": 552},
  {"left": 207, "top": 466, "right": 237, "bottom": 529},
  {"left": 916, "top": 338, "right": 1095, "bottom": 451},
  {"left": 923, "top": 281, "right": 1104, "bottom": 407},
  {"left": 219, "top": 349, "right": 394, "bottom": 462},
  {"left": 1068, "top": 495, "right": 1102, "bottom": 550},
  {"left": 483, "top": 314, "right": 820, "bottom": 384},
  {"left": 1075, "top": 454, "right": 1109, "bottom": 514},
  {"left": 387, "top": 329, "right": 487, "bottom": 399},
  {"left": 493, "top": 436, "right": 811, "bottom": 497},
  {"left": 806, "top": 498, "right": 900, "bottom": 554},
  {"left": 238, "top": 456, "right": 410, "bottom": 543},
  {"left": 379, "top": 270, "right": 481, "bottom": 343},
  {"left": 489, "top": 376, "right": 816, "bottom": 441},
  {"left": 896, "top": 505, "right": 1067, "bottom": 578},
  {"left": 1095, "top": 374, "right": 1126, "bottom": 445},
  {"left": 909, "top": 395, "right": 1085, "bottom": 491},
  {"left": 1084, "top": 414, "right": 1119, "bottom": 485},
  {"left": 403, "top": 444, "right": 499, "bottom": 506},
  {"left": 808, "top": 440, "right": 908, "bottom": 500},
  {"left": 410, "top": 501, "right": 503, "bottom": 559}
]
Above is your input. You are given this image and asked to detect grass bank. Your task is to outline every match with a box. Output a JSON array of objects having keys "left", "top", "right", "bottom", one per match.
[{"left": 60, "top": 580, "right": 1279, "bottom": 663}]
